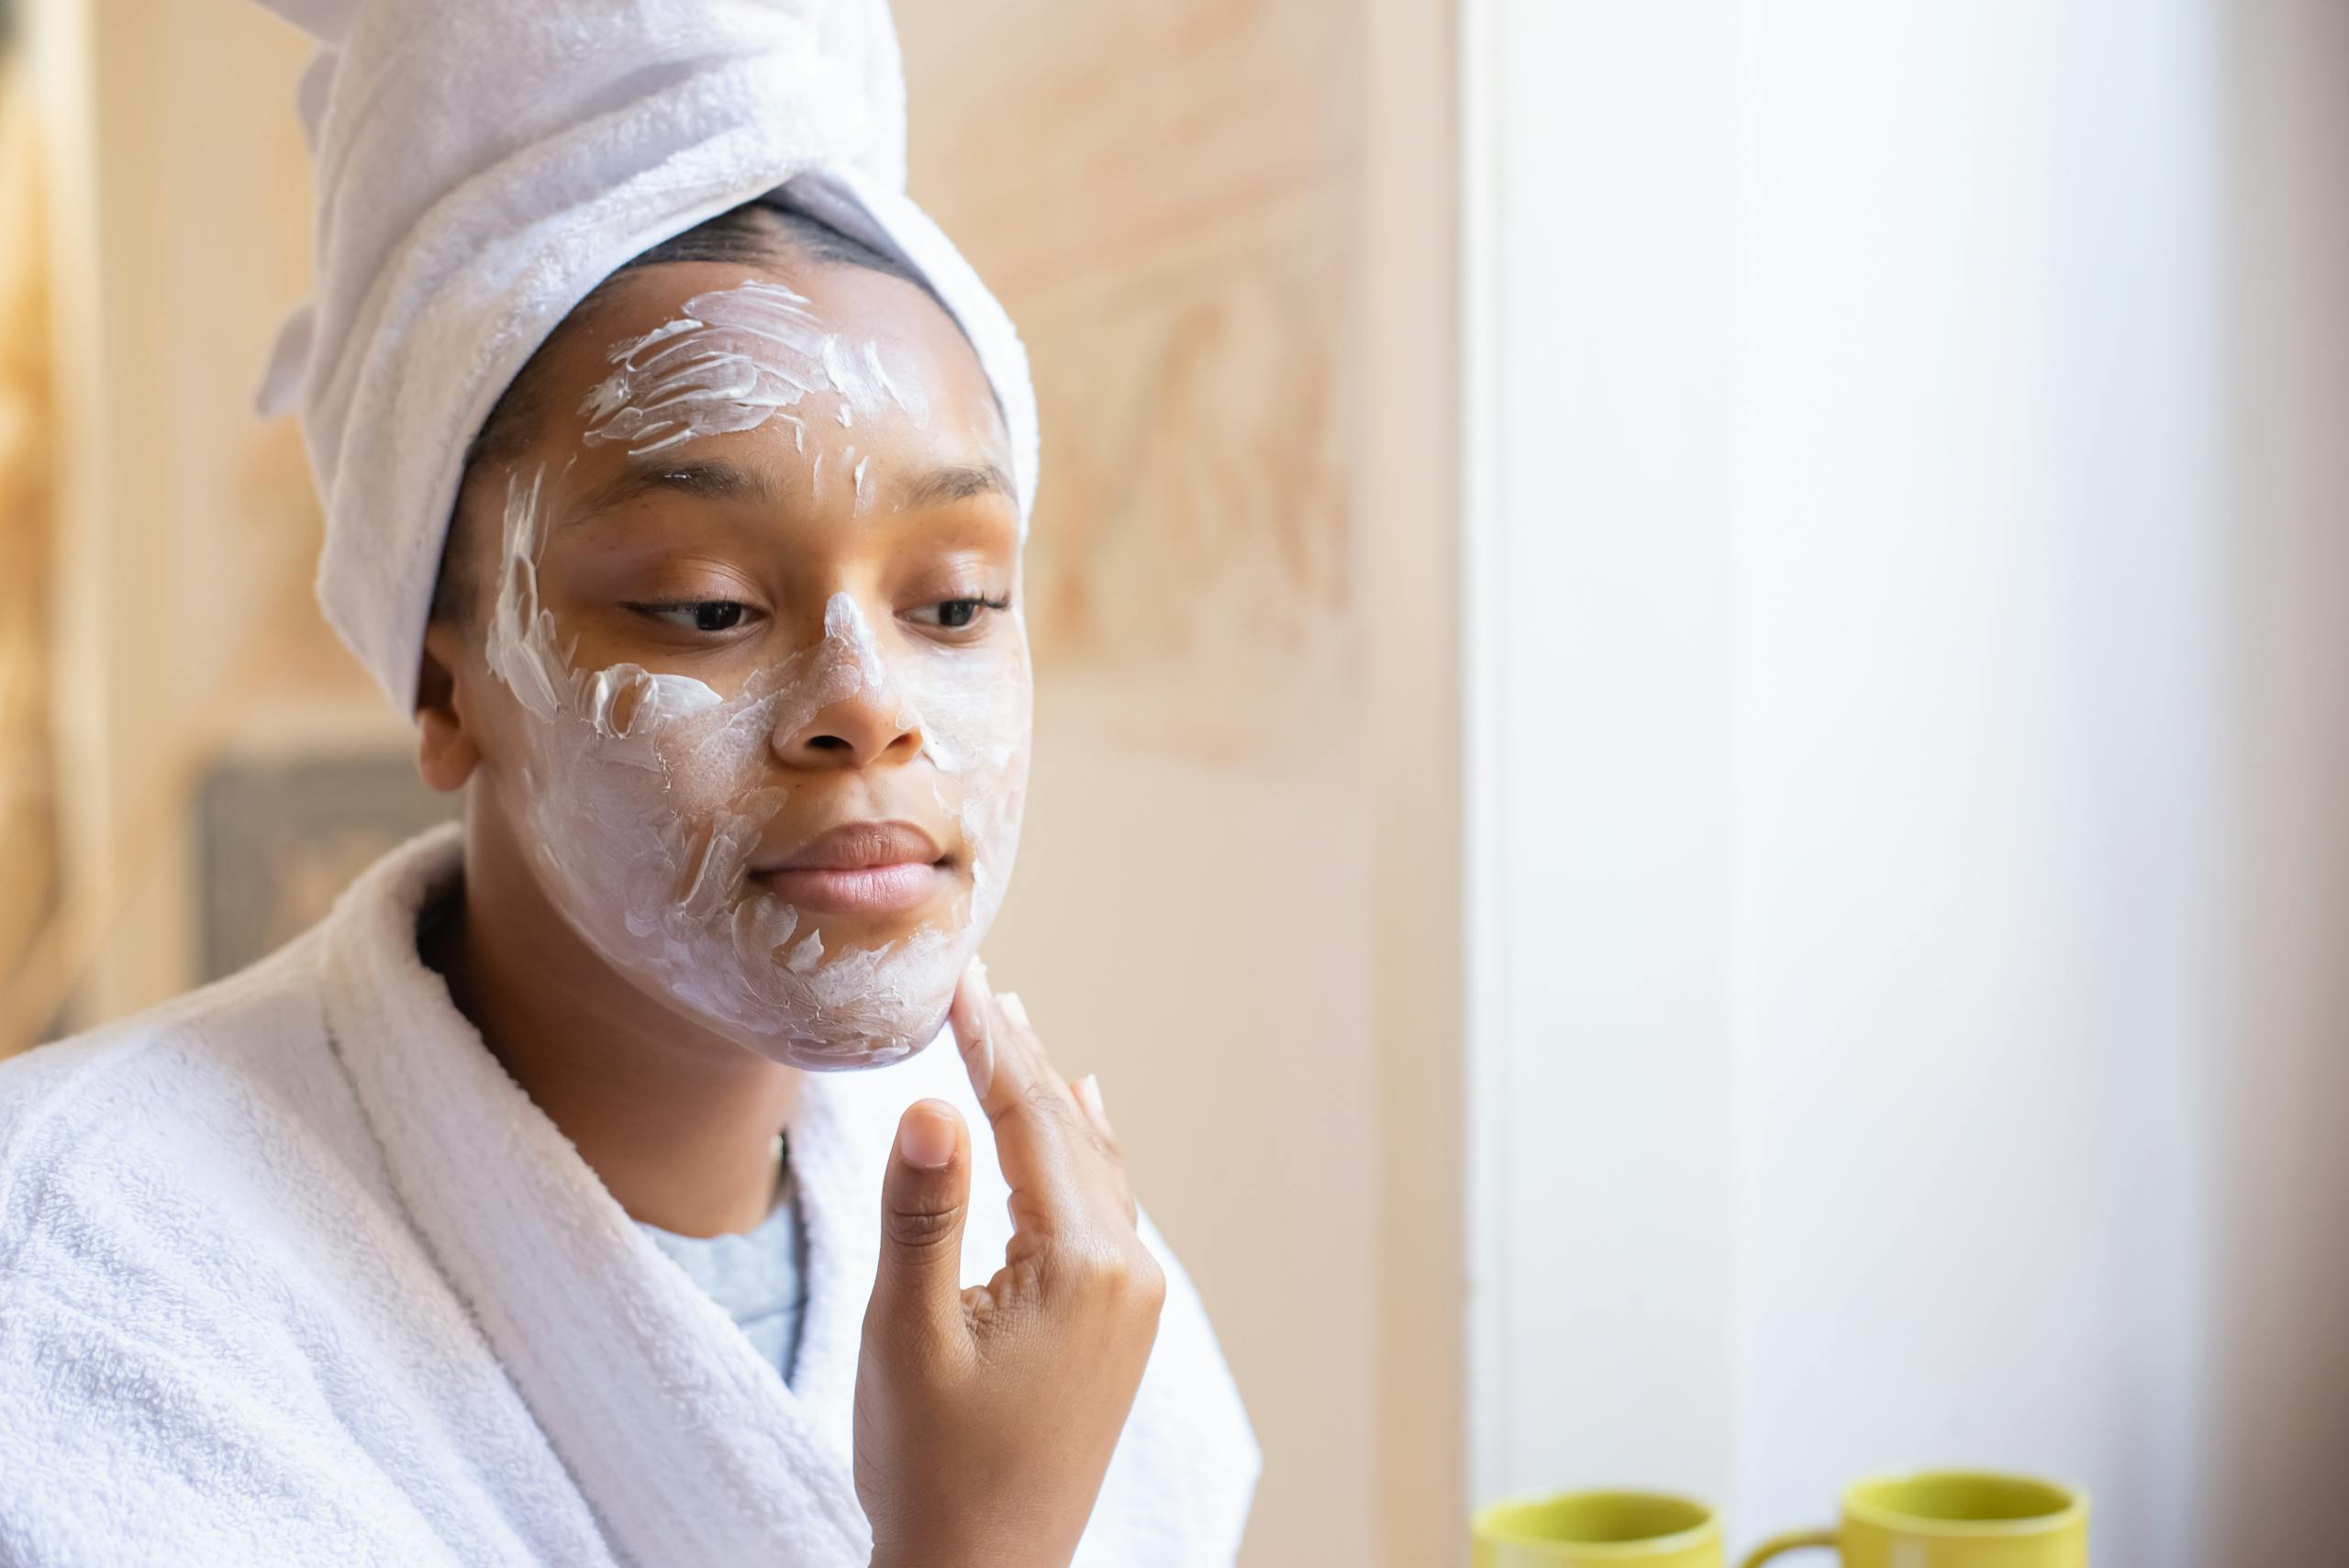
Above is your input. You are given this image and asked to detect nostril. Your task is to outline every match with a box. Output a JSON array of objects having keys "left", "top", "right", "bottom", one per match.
[{"left": 805, "top": 734, "right": 852, "bottom": 752}]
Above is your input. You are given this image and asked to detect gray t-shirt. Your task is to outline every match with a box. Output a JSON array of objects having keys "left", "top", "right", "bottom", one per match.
[{"left": 637, "top": 1162, "right": 808, "bottom": 1385}]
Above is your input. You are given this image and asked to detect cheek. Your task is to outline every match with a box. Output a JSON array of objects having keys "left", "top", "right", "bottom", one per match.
[
  {"left": 918, "top": 647, "right": 1032, "bottom": 908},
  {"left": 461, "top": 651, "right": 559, "bottom": 798},
  {"left": 636, "top": 684, "right": 774, "bottom": 821},
  {"left": 561, "top": 609, "right": 873, "bottom": 820},
  {"left": 908, "top": 640, "right": 1032, "bottom": 795}
]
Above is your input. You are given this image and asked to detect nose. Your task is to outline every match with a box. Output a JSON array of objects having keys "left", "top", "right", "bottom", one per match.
[
  {"left": 773, "top": 596, "right": 925, "bottom": 770},
  {"left": 777, "top": 690, "right": 924, "bottom": 769}
]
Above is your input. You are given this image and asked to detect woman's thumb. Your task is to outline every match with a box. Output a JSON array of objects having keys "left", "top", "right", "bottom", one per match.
[{"left": 870, "top": 1099, "right": 972, "bottom": 1339}]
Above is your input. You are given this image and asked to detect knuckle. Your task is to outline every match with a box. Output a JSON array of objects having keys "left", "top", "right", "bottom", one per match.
[
  {"left": 1131, "top": 1250, "right": 1168, "bottom": 1309},
  {"left": 883, "top": 1195, "right": 964, "bottom": 1252},
  {"left": 987, "top": 1076, "right": 1074, "bottom": 1140},
  {"left": 1059, "top": 1236, "right": 1165, "bottom": 1305},
  {"left": 1019, "top": 1077, "right": 1072, "bottom": 1126}
]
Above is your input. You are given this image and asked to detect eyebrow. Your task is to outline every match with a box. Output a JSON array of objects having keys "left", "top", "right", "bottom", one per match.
[
  {"left": 567, "top": 458, "right": 786, "bottom": 525},
  {"left": 562, "top": 454, "right": 1016, "bottom": 528},
  {"left": 901, "top": 462, "right": 1014, "bottom": 509}
]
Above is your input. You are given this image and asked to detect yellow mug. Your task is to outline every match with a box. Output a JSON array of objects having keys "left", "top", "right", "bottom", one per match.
[
  {"left": 1475, "top": 1489, "right": 1724, "bottom": 1567},
  {"left": 1740, "top": 1471, "right": 2087, "bottom": 1568}
]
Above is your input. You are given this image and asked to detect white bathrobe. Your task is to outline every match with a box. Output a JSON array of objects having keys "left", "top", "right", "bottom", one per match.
[{"left": 0, "top": 828, "right": 1260, "bottom": 1567}]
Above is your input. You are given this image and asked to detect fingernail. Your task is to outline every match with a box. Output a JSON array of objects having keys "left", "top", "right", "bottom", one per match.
[
  {"left": 899, "top": 1102, "right": 956, "bottom": 1169},
  {"left": 1077, "top": 1073, "right": 1109, "bottom": 1129},
  {"left": 1000, "top": 992, "right": 1031, "bottom": 1032}
]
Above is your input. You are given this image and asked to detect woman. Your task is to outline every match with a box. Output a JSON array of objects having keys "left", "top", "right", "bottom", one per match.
[{"left": 0, "top": 3, "right": 1260, "bottom": 1564}]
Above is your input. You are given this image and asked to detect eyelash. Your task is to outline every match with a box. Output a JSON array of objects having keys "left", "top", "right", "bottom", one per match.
[
  {"left": 623, "top": 595, "right": 1011, "bottom": 636},
  {"left": 628, "top": 600, "right": 758, "bottom": 633},
  {"left": 910, "top": 595, "right": 1012, "bottom": 632}
]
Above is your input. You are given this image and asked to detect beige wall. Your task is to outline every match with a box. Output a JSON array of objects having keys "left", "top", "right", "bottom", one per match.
[
  {"left": 22, "top": 2, "right": 1464, "bottom": 1562},
  {"left": 27, "top": 0, "right": 373, "bottom": 1046},
  {"left": 0, "top": 57, "right": 60, "bottom": 990}
]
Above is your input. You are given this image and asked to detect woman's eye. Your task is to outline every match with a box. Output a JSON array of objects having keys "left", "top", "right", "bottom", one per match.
[
  {"left": 909, "top": 596, "right": 1009, "bottom": 631},
  {"left": 631, "top": 600, "right": 752, "bottom": 632}
]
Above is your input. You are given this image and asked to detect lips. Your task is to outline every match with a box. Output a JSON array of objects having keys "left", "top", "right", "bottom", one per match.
[
  {"left": 768, "top": 820, "right": 944, "bottom": 871},
  {"left": 753, "top": 820, "right": 949, "bottom": 916}
]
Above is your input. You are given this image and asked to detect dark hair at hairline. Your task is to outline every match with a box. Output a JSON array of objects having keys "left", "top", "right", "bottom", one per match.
[{"left": 429, "top": 196, "right": 949, "bottom": 625}]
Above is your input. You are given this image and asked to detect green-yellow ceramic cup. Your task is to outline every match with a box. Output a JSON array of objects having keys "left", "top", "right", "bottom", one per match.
[
  {"left": 1739, "top": 1470, "right": 2087, "bottom": 1568},
  {"left": 1475, "top": 1489, "right": 1724, "bottom": 1567}
]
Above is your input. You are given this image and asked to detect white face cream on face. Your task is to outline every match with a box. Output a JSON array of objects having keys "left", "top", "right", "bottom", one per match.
[
  {"left": 581, "top": 278, "right": 927, "bottom": 523},
  {"left": 480, "top": 276, "right": 1030, "bottom": 1071}
]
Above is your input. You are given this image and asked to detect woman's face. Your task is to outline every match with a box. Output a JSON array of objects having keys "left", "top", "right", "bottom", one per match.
[{"left": 447, "top": 256, "right": 1030, "bottom": 1070}]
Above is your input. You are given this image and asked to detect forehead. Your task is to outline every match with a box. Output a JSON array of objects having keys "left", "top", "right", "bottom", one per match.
[{"left": 525, "top": 254, "right": 1010, "bottom": 463}]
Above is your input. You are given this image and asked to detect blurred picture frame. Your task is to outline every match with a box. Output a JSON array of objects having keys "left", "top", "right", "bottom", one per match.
[{"left": 195, "top": 752, "right": 456, "bottom": 982}]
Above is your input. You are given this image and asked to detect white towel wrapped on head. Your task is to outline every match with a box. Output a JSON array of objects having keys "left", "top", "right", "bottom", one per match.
[{"left": 253, "top": 0, "right": 1040, "bottom": 712}]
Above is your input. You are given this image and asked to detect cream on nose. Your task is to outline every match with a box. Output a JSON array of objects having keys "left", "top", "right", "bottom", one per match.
[{"left": 774, "top": 592, "right": 924, "bottom": 763}]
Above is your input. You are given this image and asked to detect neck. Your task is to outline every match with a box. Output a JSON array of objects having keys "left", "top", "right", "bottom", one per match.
[{"left": 424, "top": 808, "right": 803, "bottom": 1238}]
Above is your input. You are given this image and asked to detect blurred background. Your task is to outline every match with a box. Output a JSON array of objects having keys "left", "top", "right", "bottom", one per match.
[{"left": 1, "top": 1, "right": 2342, "bottom": 1565}]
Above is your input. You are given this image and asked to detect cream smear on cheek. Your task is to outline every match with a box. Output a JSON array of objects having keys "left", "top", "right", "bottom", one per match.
[{"left": 480, "top": 281, "right": 1030, "bottom": 1070}]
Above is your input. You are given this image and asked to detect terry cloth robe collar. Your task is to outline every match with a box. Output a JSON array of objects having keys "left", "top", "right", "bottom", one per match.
[{"left": 319, "top": 826, "right": 874, "bottom": 1565}]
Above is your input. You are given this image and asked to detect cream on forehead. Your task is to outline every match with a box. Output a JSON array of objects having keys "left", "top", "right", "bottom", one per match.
[
  {"left": 480, "top": 460, "right": 1030, "bottom": 1070},
  {"left": 579, "top": 279, "right": 931, "bottom": 457}
]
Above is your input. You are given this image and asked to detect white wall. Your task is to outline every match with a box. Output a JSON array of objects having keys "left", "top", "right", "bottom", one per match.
[
  {"left": 1724, "top": 6, "right": 2222, "bottom": 1561},
  {"left": 1464, "top": 0, "right": 1740, "bottom": 1511},
  {"left": 1468, "top": 3, "right": 2347, "bottom": 1562}
]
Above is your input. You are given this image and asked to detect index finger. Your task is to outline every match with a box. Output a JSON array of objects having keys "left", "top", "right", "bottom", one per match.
[{"left": 946, "top": 959, "right": 1097, "bottom": 1224}]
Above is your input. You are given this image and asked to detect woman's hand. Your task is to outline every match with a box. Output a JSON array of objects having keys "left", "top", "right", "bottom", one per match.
[{"left": 853, "top": 960, "right": 1162, "bottom": 1568}]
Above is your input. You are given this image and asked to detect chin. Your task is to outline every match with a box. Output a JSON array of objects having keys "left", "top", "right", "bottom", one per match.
[
  {"left": 737, "top": 991, "right": 959, "bottom": 1073},
  {"left": 782, "top": 897, "right": 958, "bottom": 951},
  {"left": 646, "top": 907, "right": 975, "bottom": 1073}
]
